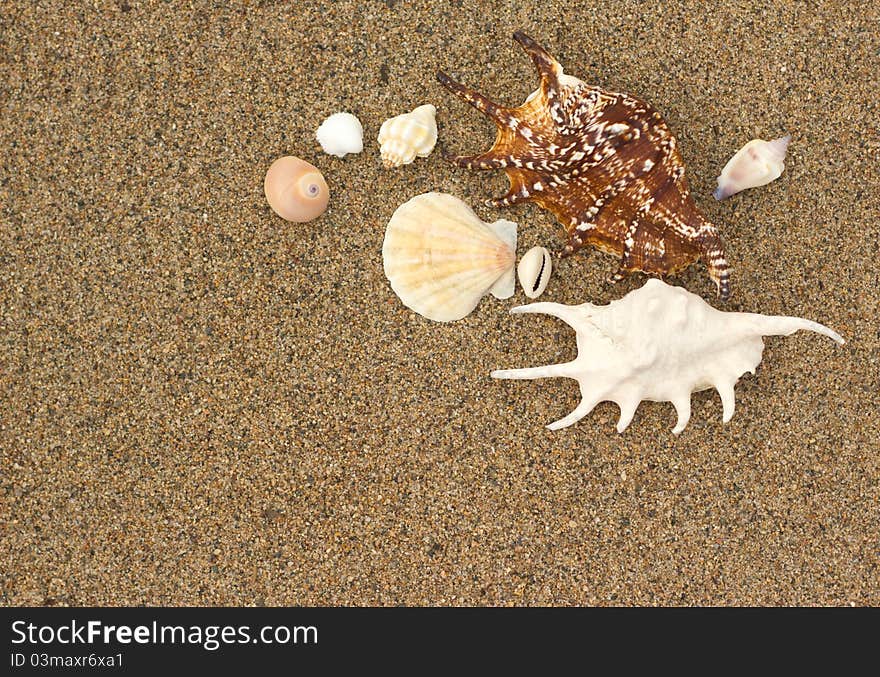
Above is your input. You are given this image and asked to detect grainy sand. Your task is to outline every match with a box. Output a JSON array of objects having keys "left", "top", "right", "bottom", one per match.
[{"left": 1, "top": 1, "right": 878, "bottom": 606}]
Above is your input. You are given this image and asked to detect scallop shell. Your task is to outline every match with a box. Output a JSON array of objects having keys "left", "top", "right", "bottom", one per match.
[
  {"left": 382, "top": 192, "right": 517, "bottom": 322},
  {"left": 714, "top": 136, "right": 790, "bottom": 200},
  {"left": 493, "top": 279, "right": 843, "bottom": 434},
  {"left": 377, "top": 104, "right": 438, "bottom": 168},
  {"left": 517, "top": 246, "right": 552, "bottom": 299}
]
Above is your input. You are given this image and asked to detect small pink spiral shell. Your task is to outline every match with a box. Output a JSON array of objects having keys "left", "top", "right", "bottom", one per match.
[{"left": 264, "top": 156, "right": 329, "bottom": 223}]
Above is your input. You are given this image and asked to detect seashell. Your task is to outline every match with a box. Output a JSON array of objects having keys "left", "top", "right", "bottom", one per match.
[
  {"left": 517, "top": 246, "right": 552, "bottom": 299},
  {"left": 264, "top": 156, "right": 329, "bottom": 223},
  {"left": 315, "top": 112, "right": 364, "bottom": 158},
  {"left": 377, "top": 104, "right": 438, "bottom": 168},
  {"left": 382, "top": 192, "right": 517, "bottom": 322},
  {"left": 713, "top": 136, "right": 790, "bottom": 200},
  {"left": 438, "top": 32, "right": 731, "bottom": 300},
  {"left": 492, "top": 279, "right": 843, "bottom": 434}
]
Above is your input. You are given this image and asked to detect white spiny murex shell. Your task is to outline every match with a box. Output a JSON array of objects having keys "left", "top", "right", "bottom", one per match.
[
  {"left": 714, "top": 135, "right": 790, "bottom": 200},
  {"left": 377, "top": 104, "right": 438, "bottom": 167},
  {"left": 492, "top": 279, "right": 844, "bottom": 434},
  {"left": 517, "top": 246, "right": 552, "bottom": 299},
  {"left": 383, "top": 192, "right": 517, "bottom": 322}
]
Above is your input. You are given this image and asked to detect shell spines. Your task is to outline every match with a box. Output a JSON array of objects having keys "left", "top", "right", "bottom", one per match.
[
  {"left": 438, "top": 31, "right": 731, "bottom": 299},
  {"left": 492, "top": 280, "right": 843, "bottom": 433}
]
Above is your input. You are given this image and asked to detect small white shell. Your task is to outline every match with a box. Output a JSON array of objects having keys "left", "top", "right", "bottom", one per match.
[
  {"left": 714, "top": 136, "right": 790, "bottom": 200},
  {"left": 383, "top": 192, "right": 517, "bottom": 322},
  {"left": 315, "top": 112, "right": 364, "bottom": 158},
  {"left": 377, "top": 104, "right": 438, "bottom": 168},
  {"left": 517, "top": 246, "right": 552, "bottom": 299}
]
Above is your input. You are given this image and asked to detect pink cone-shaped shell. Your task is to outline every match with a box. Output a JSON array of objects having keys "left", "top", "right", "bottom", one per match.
[{"left": 714, "top": 136, "right": 790, "bottom": 200}]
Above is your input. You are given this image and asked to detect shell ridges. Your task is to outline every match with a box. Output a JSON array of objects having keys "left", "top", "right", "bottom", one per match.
[
  {"left": 383, "top": 192, "right": 517, "bottom": 322},
  {"left": 378, "top": 104, "right": 438, "bottom": 168}
]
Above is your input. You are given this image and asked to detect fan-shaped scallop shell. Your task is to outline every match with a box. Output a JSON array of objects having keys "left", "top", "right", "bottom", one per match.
[{"left": 382, "top": 192, "right": 517, "bottom": 322}]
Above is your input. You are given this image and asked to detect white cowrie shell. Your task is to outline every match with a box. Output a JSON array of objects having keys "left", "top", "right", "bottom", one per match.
[{"left": 517, "top": 246, "right": 552, "bottom": 299}]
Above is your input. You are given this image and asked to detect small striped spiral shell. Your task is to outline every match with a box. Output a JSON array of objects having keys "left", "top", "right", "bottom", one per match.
[{"left": 377, "top": 104, "right": 438, "bottom": 168}]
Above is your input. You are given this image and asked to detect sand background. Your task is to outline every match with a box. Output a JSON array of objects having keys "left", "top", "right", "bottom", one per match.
[{"left": 1, "top": 0, "right": 878, "bottom": 605}]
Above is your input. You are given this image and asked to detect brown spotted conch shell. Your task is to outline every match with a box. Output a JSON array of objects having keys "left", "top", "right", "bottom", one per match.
[{"left": 438, "top": 31, "right": 731, "bottom": 300}]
